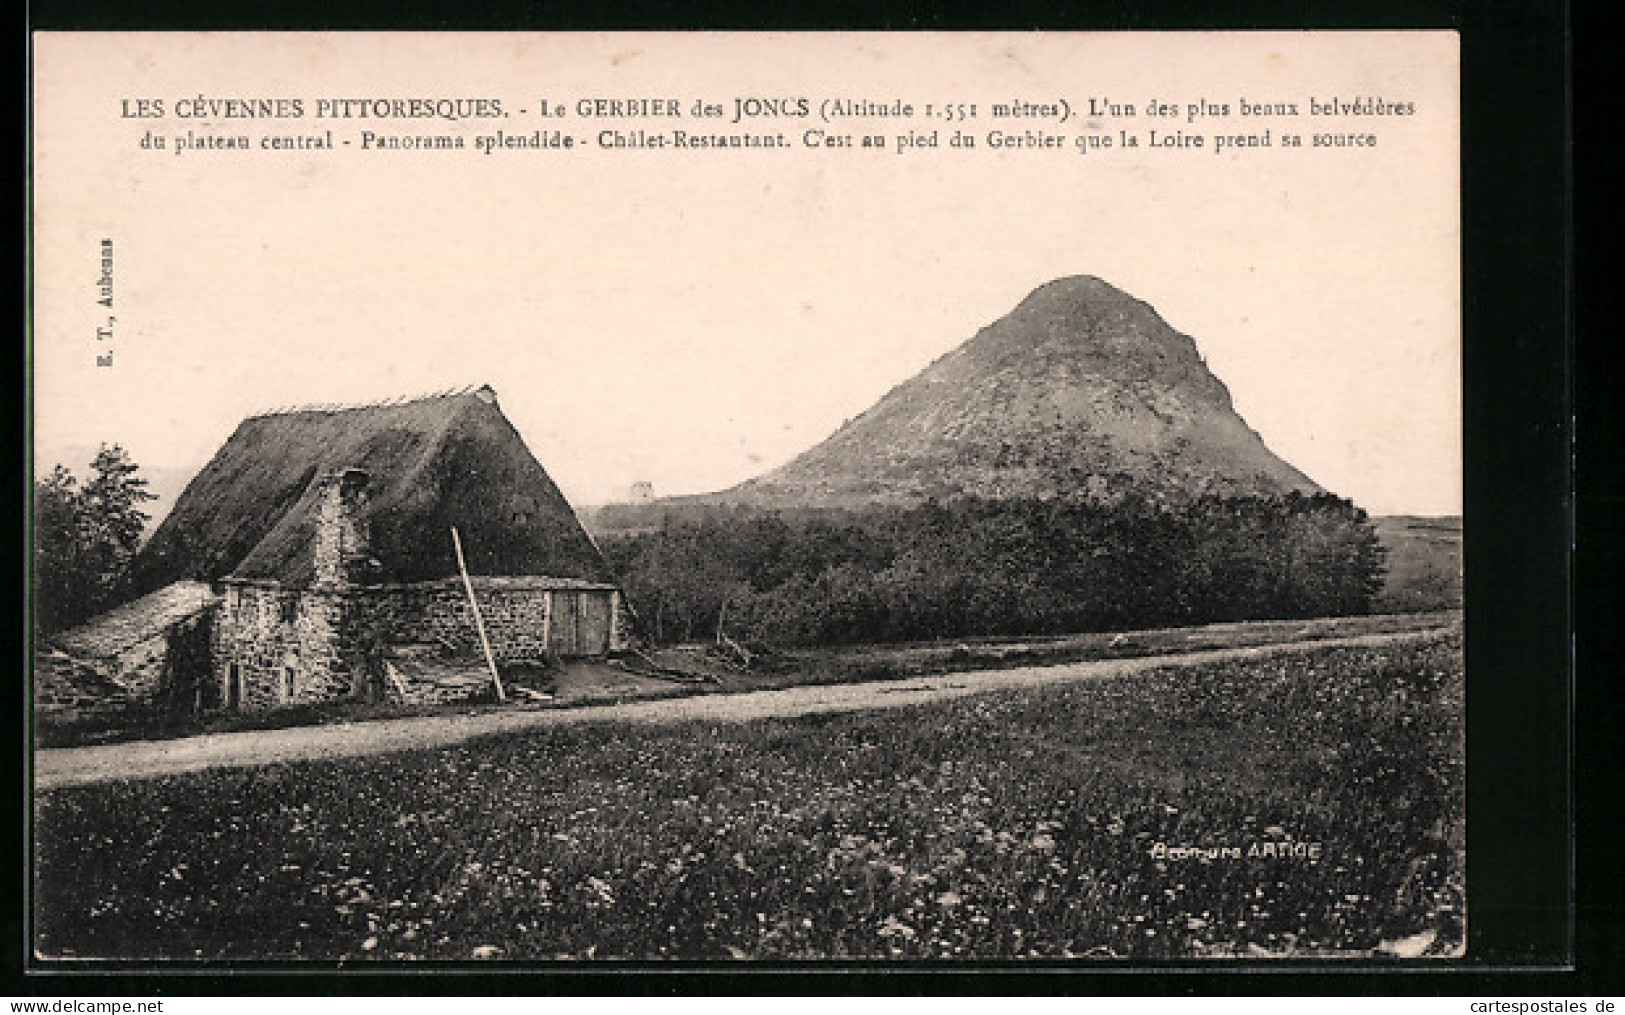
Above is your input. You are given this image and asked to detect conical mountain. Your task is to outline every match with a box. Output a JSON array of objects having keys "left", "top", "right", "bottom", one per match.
[{"left": 712, "top": 275, "right": 1322, "bottom": 507}]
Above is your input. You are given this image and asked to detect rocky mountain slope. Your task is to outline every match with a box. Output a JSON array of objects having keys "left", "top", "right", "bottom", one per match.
[{"left": 705, "top": 275, "right": 1322, "bottom": 507}]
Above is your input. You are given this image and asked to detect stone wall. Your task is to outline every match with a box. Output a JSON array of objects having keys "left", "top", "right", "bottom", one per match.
[
  {"left": 213, "top": 584, "right": 350, "bottom": 711},
  {"left": 214, "top": 577, "right": 623, "bottom": 711},
  {"left": 34, "top": 650, "right": 132, "bottom": 723},
  {"left": 106, "top": 633, "right": 169, "bottom": 700},
  {"left": 109, "top": 613, "right": 214, "bottom": 706},
  {"left": 37, "top": 611, "right": 216, "bottom": 725},
  {"left": 390, "top": 669, "right": 494, "bottom": 707},
  {"left": 342, "top": 580, "right": 622, "bottom": 662}
]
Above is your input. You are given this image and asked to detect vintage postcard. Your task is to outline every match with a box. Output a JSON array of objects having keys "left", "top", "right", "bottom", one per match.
[{"left": 29, "top": 32, "right": 1462, "bottom": 964}]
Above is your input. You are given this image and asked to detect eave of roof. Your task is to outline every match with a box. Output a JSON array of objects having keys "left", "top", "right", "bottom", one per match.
[{"left": 218, "top": 575, "right": 621, "bottom": 593}]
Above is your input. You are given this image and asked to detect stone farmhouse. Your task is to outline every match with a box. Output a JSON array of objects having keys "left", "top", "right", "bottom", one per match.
[{"left": 37, "top": 385, "right": 631, "bottom": 721}]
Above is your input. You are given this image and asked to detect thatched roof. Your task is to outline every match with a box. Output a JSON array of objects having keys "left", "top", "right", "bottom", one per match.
[{"left": 128, "top": 386, "right": 613, "bottom": 590}]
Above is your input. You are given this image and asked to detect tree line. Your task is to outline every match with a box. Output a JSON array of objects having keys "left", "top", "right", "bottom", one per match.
[
  {"left": 599, "top": 493, "right": 1386, "bottom": 648},
  {"left": 33, "top": 445, "right": 157, "bottom": 634},
  {"left": 32, "top": 447, "right": 1387, "bottom": 653}
]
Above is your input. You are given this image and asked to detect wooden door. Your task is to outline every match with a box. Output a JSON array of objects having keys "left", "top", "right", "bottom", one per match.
[
  {"left": 578, "top": 592, "right": 612, "bottom": 656},
  {"left": 548, "top": 592, "right": 581, "bottom": 656}
]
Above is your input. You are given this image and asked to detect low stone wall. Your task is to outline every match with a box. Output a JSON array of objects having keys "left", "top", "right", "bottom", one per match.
[
  {"left": 37, "top": 610, "right": 215, "bottom": 725},
  {"left": 391, "top": 670, "right": 493, "bottom": 707},
  {"left": 215, "top": 578, "right": 623, "bottom": 711},
  {"left": 345, "top": 580, "right": 621, "bottom": 662},
  {"left": 34, "top": 650, "right": 133, "bottom": 724}
]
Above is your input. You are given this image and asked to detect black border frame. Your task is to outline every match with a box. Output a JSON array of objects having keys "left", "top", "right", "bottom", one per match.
[{"left": 14, "top": 0, "right": 1587, "bottom": 996}]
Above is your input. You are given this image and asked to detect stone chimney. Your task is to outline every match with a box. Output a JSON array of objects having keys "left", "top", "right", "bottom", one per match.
[{"left": 312, "top": 468, "right": 372, "bottom": 587}]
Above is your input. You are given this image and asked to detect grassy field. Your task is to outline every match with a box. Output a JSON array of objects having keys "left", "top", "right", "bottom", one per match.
[
  {"left": 730, "top": 611, "right": 1457, "bottom": 692},
  {"left": 34, "top": 629, "right": 1463, "bottom": 961},
  {"left": 1371, "top": 516, "right": 1462, "bottom": 614}
]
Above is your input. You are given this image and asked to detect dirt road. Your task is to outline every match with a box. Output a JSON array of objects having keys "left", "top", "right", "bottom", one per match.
[{"left": 33, "top": 627, "right": 1450, "bottom": 791}]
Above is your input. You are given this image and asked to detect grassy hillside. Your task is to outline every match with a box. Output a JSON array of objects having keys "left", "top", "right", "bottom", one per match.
[
  {"left": 1373, "top": 516, "right": 1463, "bottom": 613},
  {"left": 36, "top": 631, "right": 1463, "bottom": 960}
]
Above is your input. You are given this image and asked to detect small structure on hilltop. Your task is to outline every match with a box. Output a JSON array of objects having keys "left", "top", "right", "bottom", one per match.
[{"left": 46, "top": 385, "right": 632, "bottom": 717}]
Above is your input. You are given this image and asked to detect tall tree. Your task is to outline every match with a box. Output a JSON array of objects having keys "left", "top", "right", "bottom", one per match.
[
  {"left": 32, "top": 445, "right": 157, "bottom": 633},
  {"left": 33, "top": 465, "right": 84, "bottom": 633}
]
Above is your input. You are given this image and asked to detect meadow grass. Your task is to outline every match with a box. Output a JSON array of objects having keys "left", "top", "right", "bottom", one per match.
[{"left": 34, "top": 631, "right": 1463, "bottom": 961}]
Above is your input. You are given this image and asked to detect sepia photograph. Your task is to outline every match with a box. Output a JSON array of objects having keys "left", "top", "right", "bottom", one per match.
[{"left": 27, "top": 31, "right": 1464, "bottom": 965}]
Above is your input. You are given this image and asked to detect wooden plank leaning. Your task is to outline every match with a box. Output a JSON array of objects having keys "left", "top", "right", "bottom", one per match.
[{"left": 451, "top": 526, "right": 506, "bottom": 703}]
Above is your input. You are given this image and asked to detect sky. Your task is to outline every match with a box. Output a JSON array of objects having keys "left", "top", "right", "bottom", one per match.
[{"left": 32, "top": 32, "right": 1460, "bottom": 516}]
